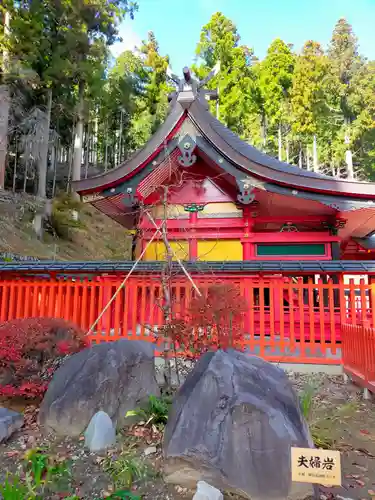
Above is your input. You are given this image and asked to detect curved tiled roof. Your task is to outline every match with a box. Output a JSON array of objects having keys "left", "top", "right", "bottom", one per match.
[
  {"left": 73, "top": 91, "right": 375, "bottom": 200},
  {"left": 188, "top": 98, "right": 375, "bottom": 198}
]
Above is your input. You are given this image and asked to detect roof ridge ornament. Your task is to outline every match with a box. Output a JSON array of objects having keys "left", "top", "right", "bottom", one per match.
[{"left": 167, "top": 62, "right": 221, "bottom": 109}]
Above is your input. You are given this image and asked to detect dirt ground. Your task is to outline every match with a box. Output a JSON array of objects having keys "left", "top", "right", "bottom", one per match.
[
  {"left": 0, "top": 191, "right": 131, "bottom": 260},
  {"left": 0, "top": 373, "right": 374, "bottom": 500}
]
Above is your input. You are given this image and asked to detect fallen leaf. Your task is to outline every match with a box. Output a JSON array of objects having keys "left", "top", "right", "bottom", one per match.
[
  {"left": 5, "top": 451, "right": 19, "bottom": 457},
  {"left": 353, "top": 463, "right": 368, "bottom": 472}
]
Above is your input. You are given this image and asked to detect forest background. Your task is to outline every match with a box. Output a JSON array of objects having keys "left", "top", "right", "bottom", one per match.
[{"left": 1, "top": 1, "right": 375, "bottom": 201}]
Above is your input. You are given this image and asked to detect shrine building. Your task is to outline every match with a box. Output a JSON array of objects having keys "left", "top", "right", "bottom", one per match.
[{"left": 73, "top": 67, "right": 375, "bottom": 263}]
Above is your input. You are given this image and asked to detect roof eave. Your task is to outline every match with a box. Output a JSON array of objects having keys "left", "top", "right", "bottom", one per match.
[
  {"left": 72, "top": 102, "right": 186, "bottom": 194},
  {"left": 187, "top": 99, "right": 375, "bottom": 200}
]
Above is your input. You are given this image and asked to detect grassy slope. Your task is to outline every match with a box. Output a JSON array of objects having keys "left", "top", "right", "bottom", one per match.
[{"left": 0, "top": 191, "right": 132, "bottom": 261}]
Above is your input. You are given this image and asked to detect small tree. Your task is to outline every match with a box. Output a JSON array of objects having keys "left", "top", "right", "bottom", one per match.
[{"left": 168, "top": 284, "right": 248, "bottom": 359}]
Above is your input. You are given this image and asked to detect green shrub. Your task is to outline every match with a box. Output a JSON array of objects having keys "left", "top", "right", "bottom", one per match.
[
  {"left": 103, "top": 452, "right": 150, "bottom": 490},
  {"left": 0, "top": 448, "right": 73, "bottom": 499},
  {"left": 49, "top": 193, "right": 85, "bottom": 240},
  {"left": 299, "top": 383, "right": 316, "bottom": 420},
  {"left": 126, "top": 394, "right": 172, "bottom": 429}
]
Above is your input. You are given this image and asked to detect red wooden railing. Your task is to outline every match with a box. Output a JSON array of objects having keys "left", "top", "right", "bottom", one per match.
[
  {"left": 0, "top": 274, "right": 374, "bottom": 365},
  {"left": 342, "top": 322, "right": 375, "bottom": 393}
]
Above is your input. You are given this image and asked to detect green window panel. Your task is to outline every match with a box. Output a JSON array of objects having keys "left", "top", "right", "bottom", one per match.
[{"left": 257, "top": 243, "right": 326, "bottom": 256}]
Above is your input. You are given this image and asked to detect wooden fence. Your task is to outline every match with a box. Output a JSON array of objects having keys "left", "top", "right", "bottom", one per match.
[
  {"left": 0, "top": 274, "right": 374, "bottom": 365},
  {"left": 342, "top": 322, "right": 375, "bottom": 393}
]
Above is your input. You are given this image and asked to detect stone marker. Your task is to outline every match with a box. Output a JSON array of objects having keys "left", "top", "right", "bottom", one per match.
[
  {"left": 193, "top": 481, "right": 223, "bottom": 500},
  {"left": 0, "top": 407, "right": 24, "bottom": 443},
  {"left": 84, "top": 411, "right": 116, "bottom": 452},
  {"left": 164, "top": 350, "right": 314, "bottom": 500},
  {"left": 39, "top": 339, "right": 159, "bottom": 436}
]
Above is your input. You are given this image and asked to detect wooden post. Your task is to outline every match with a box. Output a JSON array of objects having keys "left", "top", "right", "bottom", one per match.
[
  {"left": 242, "top": 208, "right": 255, "bottom": 260},
  {"left": 189, "top": 211, "right": 198, "bottom": 260}
]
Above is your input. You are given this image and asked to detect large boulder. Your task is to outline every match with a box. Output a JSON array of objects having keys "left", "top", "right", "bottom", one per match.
[
  {"left": 39, "top": 339, "right": 159, "bottom": 437},
  {"left": 164, "top": 350, "right": 314, "bottom": 500}
]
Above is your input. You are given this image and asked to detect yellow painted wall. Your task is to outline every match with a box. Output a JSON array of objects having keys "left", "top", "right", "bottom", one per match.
[
  {"left": 149, "top": 202, "right": 241, "bottom": 218},
  {"left": 200, "top": 202, "right": 242, "bottom": 215},
  {"left": 197, "top": 240, "right": 243, "bottom": 261},
  {"left": 150, "top": 204, "right": 186, "bottom": 218},
  {"left": 144, "top": 241, "right": 189, "bottom": 261}
]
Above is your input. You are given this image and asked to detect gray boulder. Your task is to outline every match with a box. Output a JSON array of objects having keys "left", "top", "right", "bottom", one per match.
[
  {"left": 0, "top": 407, "right": 24, "bottom": 443},
  {"left": 164, "top": 350, "right": 314, "bottom": 500},
  {"left": 84, "top": 411, "right": 116, "bottom": 452},
  {"left": 39, "top": 339, "right": 159, "bottom": 437}
]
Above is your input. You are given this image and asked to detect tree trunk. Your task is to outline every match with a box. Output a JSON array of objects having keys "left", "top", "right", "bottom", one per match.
[
  {"left": 93, "top": 110, "right": 98, "bottom": 167},
  {"left": 261, "top": 113, "right": 267, "bottom": 148},
  {"left": 66, "top": 135, "right": 74, "bottom": 193},
  {"left": 118, "top": 109, "right": 123, "bottom": 165},
  {"left": 0, "top": 10, "right": 11, "bottom": 189},
  {"left": 298, "top": 147, "right": 303, "bottom": 168},
  {"left": 37, "top": 88, "right": 52, "bottom": 198},
  {"left": 23, "top": 160, "right": 28, "bottom": 193},
  {"left": 161, "top": 186, "right": 173, "bottom": 389},
  {"left": 104, "top": 119, "right": 109, "bottom": 172},
  {"left": 0, "top": 85, "right": 10, "bottom": 189},
  {"left": 286, "top": 139, "right": 290, "bottom": 163},
  {"left": 278, "top": 124, "right": 282, "bottom": 161},
  {"left": 52, "top": 140, "right": 58, "bottom": 197},
  {"left": 306, "top": 146, "right": 310, "bottom": 171},
  {"left": 312, "top": 135, "right": 318, "bottom": 172},
  {"left": 345, "top": 149, "right": 354, "bottom": 179},
  {"left": 72, "top": 82, "right": 85, "bottom": 183},
  {"left": 12, "top": 136, "right": 17, "bottom": 192},
  {"left": 84, "top": 122, "right": 89, "bottom": 179}
]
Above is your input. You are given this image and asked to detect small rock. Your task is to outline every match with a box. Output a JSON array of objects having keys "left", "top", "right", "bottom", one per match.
[
  {"left": 175, "top": 485, "right": 188, "bottom": 494},
  {"left": 84, "top": 411, "right": 116, "bottom": 452},
  {"left": 0, "top": 407, "right": 24, "bottom": 443},
  {"left": 144, "top": 446, "right": 157, "bottom": 456},
  {"left": 193, "top": 481, "right": 223, "bottom": 500}
]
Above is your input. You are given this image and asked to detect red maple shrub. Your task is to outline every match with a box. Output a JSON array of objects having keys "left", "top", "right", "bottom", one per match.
[
  {"left": 167, "top": 284, "right": 248, "bottom": 358},
  {"left": 0, "top": 317, "right": 88, "bottom": 399}
]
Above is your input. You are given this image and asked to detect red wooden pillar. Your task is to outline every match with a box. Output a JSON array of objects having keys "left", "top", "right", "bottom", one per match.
[
  {"left": 242, "top": 208, "right": 255, "bottom": 260},
  {"left": 100, "top": 276, "right": 113, "bottom": 334},
  {"left": 189, "top": 212, "right": 198, "bottom": 260}
]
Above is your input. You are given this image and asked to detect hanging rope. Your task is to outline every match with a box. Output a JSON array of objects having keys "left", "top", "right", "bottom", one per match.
[
  {"left": 86, "top": 219, "right": 164, "bottom": 336},
  {"left": 145, "top": 211, "right": 202, "bottom": 297}
]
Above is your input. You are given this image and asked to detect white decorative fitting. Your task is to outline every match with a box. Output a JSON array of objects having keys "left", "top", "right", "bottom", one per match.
[
  {"left": 183, "top": 142, "right": 191, "bottom": 149},
  {"left": 292, "top": 190, "right": 298, "bottom": 195},
  {"left": 218, "top": 157, "right": 223, "bottom": 163},
  {"left": 152, "top": 160, "right": 157, "bottom": 166},
  {"left": 126, "top": 187, "right": 133, "bottom": 194},
  {"left": 110, "top": 188, "right": 115, "bottom": 193}
]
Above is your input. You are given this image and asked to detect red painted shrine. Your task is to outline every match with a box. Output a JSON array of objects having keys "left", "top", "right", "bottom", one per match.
[{"left": 73, "top": 67, "right": 375, "bottom": 264}]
